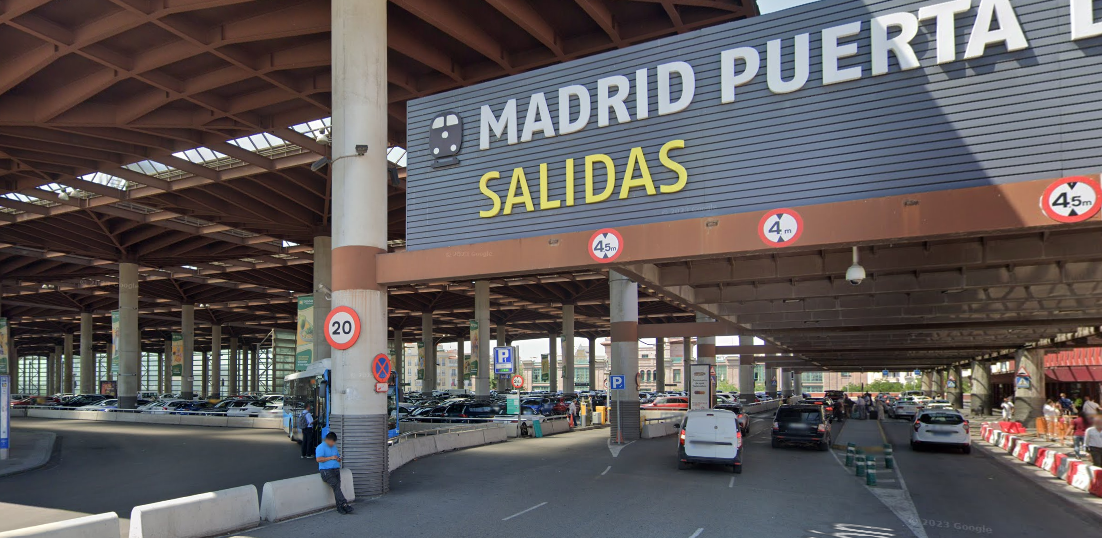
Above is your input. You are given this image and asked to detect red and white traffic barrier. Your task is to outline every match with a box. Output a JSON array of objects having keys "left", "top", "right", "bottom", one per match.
[{"left": 978, "top": 422, "right": 1102, "bottom": 499}]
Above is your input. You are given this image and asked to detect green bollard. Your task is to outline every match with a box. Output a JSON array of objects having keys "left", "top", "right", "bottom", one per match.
[
  {"left": 845, "top": 448, "right": 855, "bottom": 467},
  {"left": 856, "top": 455, "right": 866, "bottom": 477},
  {"left": 866, "top": 457, "right": 877, "bottom": 486},
  {"left": 884, "top": 443, "right": 895, "bottom": 469}
]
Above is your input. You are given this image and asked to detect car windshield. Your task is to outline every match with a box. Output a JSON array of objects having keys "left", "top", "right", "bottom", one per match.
[
  {"left": 919, "top": 413, "right": 965, "bottom": 425},
  {"left": 776, "top": 409, "right": 821, "bottom": 423}
]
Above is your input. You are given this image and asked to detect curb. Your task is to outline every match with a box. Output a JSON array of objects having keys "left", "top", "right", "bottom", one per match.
[
  {"left": 971, "top": 437, "right": 1102, "bottom": 526},
  {"left": 0, "top": 431, "right": 57, "bottom": 477}
]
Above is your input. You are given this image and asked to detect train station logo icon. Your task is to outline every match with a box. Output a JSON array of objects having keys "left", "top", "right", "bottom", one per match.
[{"left": 429, "top": 112, "right": 463, "bottom": 168}]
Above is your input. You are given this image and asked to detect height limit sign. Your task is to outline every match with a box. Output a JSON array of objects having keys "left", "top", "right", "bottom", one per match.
[
  {"left": 758, "top": 208, "right": 803, "bottom": 247},
  {"left": 1041, "top": 176, "right": 1101, "bottom": 223},
  {"left": 589, "top": 228, "right": 623, "bottom": 263}
]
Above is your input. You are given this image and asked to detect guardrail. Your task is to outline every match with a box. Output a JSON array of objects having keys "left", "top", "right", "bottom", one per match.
[{"left": 11, "top": 405, "right": 283, "bottom": 429}]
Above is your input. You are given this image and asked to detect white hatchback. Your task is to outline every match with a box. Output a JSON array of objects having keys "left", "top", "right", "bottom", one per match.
[
  {"left": 677, "top": 409, "right": 743, "bottom": 473},
  {"left": 910, "top": 409, "right": 971, "bottom": 453}
]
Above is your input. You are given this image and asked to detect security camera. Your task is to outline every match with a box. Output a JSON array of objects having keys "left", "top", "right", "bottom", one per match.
[
  {"left": 354, "top": 144, "right": 368, "bottom": 155},
  {"left": 846, "top": 246, "right": 865, "bottom": 285}
]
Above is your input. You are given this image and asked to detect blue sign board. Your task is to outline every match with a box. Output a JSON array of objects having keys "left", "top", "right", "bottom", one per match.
[
  {"left": 610, "top": 375, "right": 626, "bottom": 390},
  {"left": 494, "top": 347, "right": 514, "bottom": 374},
  {"left": 882, "top": 369, "right": 890, "bottom": 377},
  {"left": 914, "top": 369, "right": 922, "bottom": 376}
]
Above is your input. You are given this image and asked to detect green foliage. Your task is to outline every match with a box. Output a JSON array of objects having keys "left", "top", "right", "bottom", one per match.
[{"left": 716, "top": 381, "right": 738, "bottom": 393}]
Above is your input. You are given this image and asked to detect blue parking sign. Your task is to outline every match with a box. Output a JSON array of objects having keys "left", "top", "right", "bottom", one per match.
[
  {"left": 610, "top": 375, "right": 626, "bottom": 390},
  {"left": 493, "top": 346, "right": 514, "bottom": 374}
]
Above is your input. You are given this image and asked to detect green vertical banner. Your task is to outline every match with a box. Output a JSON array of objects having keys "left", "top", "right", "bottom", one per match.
[
  {"left": 171, "top": 333, "right": 183, "bottom": 376},
  {"left": 0, "top": 318, "right": 9, "bottom": 375},
  {"left": 467, "top": 320, "right": 478, "bottom": 377},
  {"left": 541, "top": 354, "right": 549, "bottom": 382},
  {"left": 416, "top": 341, "right": 425, "bottom": 381},
  {"left": 110, "top": 310, "right": 121, "bottom": 375},
  {"left": 295, "top": 295, "right": 314, "bottom": 371}
]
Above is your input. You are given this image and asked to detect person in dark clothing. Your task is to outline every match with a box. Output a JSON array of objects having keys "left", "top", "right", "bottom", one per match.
[
  {"left": 300, "top": 403, "right": 316, "bottom": 459},
  {"left": 316, "top": 432, "right": 353, "bottom": 514}
]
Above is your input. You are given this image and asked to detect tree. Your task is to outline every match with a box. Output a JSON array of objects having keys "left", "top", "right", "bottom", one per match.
[{"left": 716, "top": 381, "right": 738, "bottom": 393}]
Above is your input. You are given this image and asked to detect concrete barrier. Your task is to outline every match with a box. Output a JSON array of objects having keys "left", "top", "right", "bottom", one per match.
[
  {"left": 412, "top": 436, "right": 438, "bottom": 458},
  {"left": 21, "top": 408, "right": 281, "bottom": 429},
  {"left": 0, "top": 512, "right": 118, "bottom": 538},
  {"left": 259, "top": 468, "right": 354, "bottom": 522},
  {"left": 129, "top": 485, "right": 259, "bottom": 538},
  {"left": 388, "top": 441, "right": 414, "bottom": 471},
  {"left": 485, "top": 425, "right": 508, "bottom": 443}
]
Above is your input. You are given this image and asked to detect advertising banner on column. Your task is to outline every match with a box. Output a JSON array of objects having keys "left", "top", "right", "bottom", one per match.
[
  {"left": 416, "top": 342, "right": 425, "bottom": 381},
  {"left": 295, "top": 295, "right": 314, "bottom": 371},
  {"left": 1, "top": 375, "right": 10, "bottom": 451},
  {"left": 689, "top": 364, "right": 714, "bottom": 411},
  {"left": 468, "top": 320, "right": 479, "bottom": 377},
  {"left": 540, "top": 354, "right": 549, "bottom": 382},
  {"left": 0, "top": 318, "right": 8, "bottom": 375},
  {"left": 110, "top": 310, "right": 120, "bottom": 376},
  {"left": 171, "top": 333, "right": 183, "bottom": 376}
]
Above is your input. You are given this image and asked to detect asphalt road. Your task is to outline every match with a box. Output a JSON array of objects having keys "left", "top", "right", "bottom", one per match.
[{"left": 0, "top": 418, "right": 314, "bottom": 537}]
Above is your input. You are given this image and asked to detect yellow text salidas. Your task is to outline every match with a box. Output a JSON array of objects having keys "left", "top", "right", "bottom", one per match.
[{"left": 478, "top": 139, "right": 688, "bottom": 218}]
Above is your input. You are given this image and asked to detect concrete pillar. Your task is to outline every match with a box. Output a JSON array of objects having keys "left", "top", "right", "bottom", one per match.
[
  {"left": 241, "top": 340, "right": 249, "bottom": 393},
  {"left": 456, "top": 335, "right": 465, "bottom": 391},
  {"left": 766, "top": 368, "right": 778, "bottom": 397},
  {"left": 548, "top": 332, "right": 558, "bottom": 394},
  {"left": 1013, "top": 348, "right": 1045, "bottom": 423},
  {"left": 793, "top": 371, "right": 803, "bottom": 395},
  {"left": 210, "top": 325, "right": 221, "bottom": 397},
  {"left": 588, "top": 336, "right": 597, "bottom": 393},
  {"left": 47, "top": 349, "right": 58, "bottom": 395},
  {"left": 79, "top": 313, "right": 94, "bottom": 394},
  {"left": 780, "top": 368, "right": 793, "bottom": 398},
  {"left": 63, "top": 333, "right": 74, "bottom": 394},
  {"left": 251, "top": 345, "right": 259, "bottom": 393},
  {"left": 329, "top": 0, "right": 390, "bottom": 497},
  {"left": 393, "top": 327, "right": 403, "bottom": 394},
  {"left": 180, "top": 304, "right": 195, "bottom": 399},
  {"left": 474, "top": 281, "right": 490, "bottom": 395},
  {"left": 105, "top": 344, "right": 113, "bottom": 383},
  {"left": 970, "top": 360, "right": 990, "bottom": 415},
  {"left": 201, "top": 350, "right": 209, "bottom": 397},
  {"left": 163, "top": 339, "right": 173, "bottom": 394},
  {"left": 229, "top": 336, "right": 238, "bottom": 395},
  {"left": 949, "top": 364, "right": 964, "bottom": 409},
  {"left": 497, "top": 322, "right": 508, "bottom": 347},
  {"left": 738, "top": 359, "right": 755, "bottom": 399},
  {"left": 314, "top": 235, "right": 333, "bottom": 362},
  {"left": 921, "top": 370, "right": 933, "bottom": 396},
  {"left": 422, "top": 312, "right": 434, "bottom": 395},
  {"left": 117, "top": 262, "right": 140, "bottom": 408},
  {"left": 609, "top": 270, "right": 640, "bottom": 442},
  {"left": 655, "top": 337, "right": 665, "bottom": 392},
  {"left": 562, "top": 305, "right": 575, "bottom": 394}
]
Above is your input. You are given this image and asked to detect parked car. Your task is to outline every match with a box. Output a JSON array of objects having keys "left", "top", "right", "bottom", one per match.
[
  {"left": 226, "top": 400, "right": 269, "bottom": 417},
  {"left": 893, "top": 397, "right": 929, "bottom": 419},
  {"left": 140, "top": 400, "right": 190, "bottom": 414},
  {"left": 78, "top": 399, "right": 119, "bottom": 411},
  {"left": 677, "top": 409, "right": 742, "bottom": 473},
  {"left": 925, "top": 399, "right": 954, "bottom": 410},
  {"left": 443, "top": 401, "right": 502, "bottom": 421},
  {"left": 56, "top": 394, "right": 108, "bottom": 409},
  {"left": 771, "top": 404, "right": 831, "bottom": 450},
  {"left": 642, "top": 396, "right": 688, "bottom": 410},
  {"left": 170, "top": 401, "right": 213, "bottom": 414},
  {"left": 911, "top": 409, "right": 970, "bottom": 453},
  {"left": 714, "top": 402, "right": 750, "bottom": 434}
]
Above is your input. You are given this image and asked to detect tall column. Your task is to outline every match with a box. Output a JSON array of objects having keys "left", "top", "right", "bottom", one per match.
[
  {"left": 562, "top": 305, "right": 575, "bottom": 394},
  {"left": 330, "top": 0, "right": 390, "bottom": 496},
  {"left": 117, "top": 262, "right": 140, "bottom": 408},
  {"left": 422, "top": 312, "right": 434, "bottom": 395},
  {"left": 738, "top": 359, "right": 755, "bottom": 399},
  {"left": 793, "top": 371, "right": 803, "bottom": 395},
  {"left": 163, "top": 339, "right": 173, "bottom": 394},
  {"left": 63, "top": 333, "right": 74, "bottom": 394},
  {"left": 211, "top": 325, "right": 222, "bottom": 397},
  {"left": 392, "top": 327, "right": 404, "bottom": 394},
  {"left": 682, "top": 337, "right": 693, "bottom": 392},
  {"left": 780, "top": 368, "right": 793, "bottom": 398},
  {"left": 921, "top": 370, "right": 933, "bottom": 396},
  {"left": 609, "top": 271, "right": 640, "bottom": 442},
  {"left": 949, "top": 364, "right": 964, "bottom": 409},
  {"left": 766, "top": 368, "right": 778, "bottom": 397},
  {"left": 79, "top": 312, "right": 94, "bottom": 394},
  {"left": 241, "top": 340, "right": 250, "bottom": 393},
  {"left": 105, "top": 343, "right": 113, "bottom": 383},
  {"left": 47, "top": 349, "right": 57, "bottom": 395},
  {"left": 655, "top": 337, "right": 665, "bottom": 392},
  {"left": 1013, "top": 348, "right": 1045, "bottom": 423},
  {"left": 588, "top": 336, "right": 597, "bottom": 393},
  {"left": 456, "top": 335, "right": 465, "bottom": 391},
  {"left": 548, "top": 332, "right": 558, "bottom": 394},
  {"left": 180, "top": 304, "right": 195, "bottom": 399},
  {"left": 314, "top": 235, "right": 333, "bottom": 363},
  {"left": 229, "top": 336, "right": 238, "bottom": 395},
  {"left": 970, "top": 360, "right": 990, "bottom": 415},
  {"left": 251, "top": 345, "right": 259, "bottom": 392},
  {"left": 474, "top": 281, "right": 490, "bottom": 395},
  {"left": 201, "top": 350, "right": 209, "bottom": 398},
  {"left": 497, "top": 322, "right": 508, "bottom": 347}
]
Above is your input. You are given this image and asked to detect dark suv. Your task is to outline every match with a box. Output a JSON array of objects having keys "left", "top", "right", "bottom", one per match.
[
  {"left": 771, "top": 404, "right": 830, "bottom": 451},
  {"left": 444, "top": 401, "right": 502, "bottom": 422}
]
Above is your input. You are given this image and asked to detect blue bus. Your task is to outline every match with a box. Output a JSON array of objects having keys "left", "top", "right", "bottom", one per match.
[{"left": 283, "top": 359, "right": 399, "bottom": 442}]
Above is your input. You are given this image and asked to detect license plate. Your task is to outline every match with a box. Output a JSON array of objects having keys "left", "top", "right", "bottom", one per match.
[{"left": 930, "top": 430, "right": 953, "bottom": 435}]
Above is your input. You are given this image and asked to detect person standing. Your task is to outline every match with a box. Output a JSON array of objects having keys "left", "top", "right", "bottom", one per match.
[
  {"left": 316, "top": 432, "right": 353, "bottom": 514},
  {"left": 1001, "top": 397, "right": 1015, "bottom": 421},
  {"left": 1059, "top": 393, "right": 1076, "bottom": 414},
  {"left": 300, "top": 403, "right": 316, "bottom": 459},
  {"left": 854, "top": 395, "right": 867, "bottom": 420},
  {"left": 1082, "top": 395, "right": 1100, "bottom": 418},
  {"left": 1042, "top": 399, "right": 1059, "bottom": 442},
  {"left": 1072, "top": 412, "right": 1089, "bottom": 459},
  {"left": 1086, "top": 417, "right": 1102, "bottom": 466}
]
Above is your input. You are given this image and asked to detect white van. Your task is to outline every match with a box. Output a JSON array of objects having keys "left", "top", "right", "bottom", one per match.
[{"left": 676, "top": 409, "right": 743, "bottom": 473}]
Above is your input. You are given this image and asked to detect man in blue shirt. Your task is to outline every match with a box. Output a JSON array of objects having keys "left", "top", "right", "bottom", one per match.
[{"left": 316, "top": 432, "right": 353, "bottom": 514}]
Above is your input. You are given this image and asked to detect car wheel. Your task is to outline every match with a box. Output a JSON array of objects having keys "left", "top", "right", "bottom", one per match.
[
  {"left": 962, "top": 444, "right": 972, "bottom": 454},
  {"left": 819, "top": 439, "right": 830, "bottom": 451},
  {"left": 732, "top": 463, "right": 742, "bottom": 474},
  {"left": 677, "top": 460, "right": 690, "bottom": 470},
  {"left": 771, "top": 438, "right": 780, "bottom": 449}
]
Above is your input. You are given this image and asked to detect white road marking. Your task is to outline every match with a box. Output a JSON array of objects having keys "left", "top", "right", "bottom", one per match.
[
  {"left": 601, "top": 465, "right": 611, "bottom": 476},
  {"left": 607, "top": 438, "right": 635, "bottom": 457},
  {"left": 729, "top": 477, "right": 735, "bottom": 488},
  {"left": 502, "top": 502, "right": 548, "bottom": 521},
  {"left": 689, "top": 528, "right": 704, "bottom": 538}
]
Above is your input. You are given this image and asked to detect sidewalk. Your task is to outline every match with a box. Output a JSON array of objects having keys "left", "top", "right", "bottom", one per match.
[{"left": 0, "top": 431, "right": 56, "bottom": 477}]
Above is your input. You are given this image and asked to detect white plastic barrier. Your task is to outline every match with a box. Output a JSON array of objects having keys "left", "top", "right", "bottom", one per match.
[
  {"left": 260, "top": 468, "right": 355, "bottom": 522},
  {"left": 24, "top": 408, "right": 282, "bottom": 429},
  {"left": 0, "top": 513, "right": 118, "bottom": 538},
  {"left": 128, "top": 485, "right": 259, "bottom": 538}
]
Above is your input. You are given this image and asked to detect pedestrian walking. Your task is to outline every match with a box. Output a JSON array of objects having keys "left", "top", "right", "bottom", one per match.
[
  {"left": 1059, "top": 392, "right": 1076, "bottom": 414},
  {"left": 299, "top": 403, "right": 316, "bottom": 459},
  {"left": 316, "top": 432, "right": 354, "bottom": 514},
  {"left": 1086, "top": 417, "right": 1102, "bottom": 466},
  {"left": 1042, "top": 399, "right": 1059, "bottom": 441},
  {"left": 1001, "top": 397, "right": 1015, "bottom": 421},
  {"left": 568, "top": 399, "right": 577, "bottom": 419},
  {"left": 854, "top": 395, "right": 867, "bottom": 420},
  {"left": 1072, "top": 412, "right": 1089, "bottom": 459},
  {"left": 1082, "top": 395, "right": 1100, "bottom": 418}
]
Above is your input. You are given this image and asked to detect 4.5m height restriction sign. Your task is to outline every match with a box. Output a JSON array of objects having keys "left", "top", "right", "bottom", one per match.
[
  {"left": 758, "top": 208, "right": 803, "bottom": 247},
  {"left": 1040, "top": 176, "right": 1101, "bottom": 223},
  {"left": 588, "top": 228, "right": 623, "bottom": 263}
]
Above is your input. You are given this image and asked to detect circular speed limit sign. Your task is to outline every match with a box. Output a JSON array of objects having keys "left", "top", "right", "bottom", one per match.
[
  {"left": 588, "top": 228, "right": 623, "bottom": 263},
  {"left": 1040, "top": 177, "right": 1101, "bottom": 223},
  {"left": 758, "top": 208, "right": 803, "bottom": 247},
  {"left": 511, "top": 375, "right": 524, "bottom": 389},
  {"left": 324, "top": 306, "right": 361, "bottom": 350}
]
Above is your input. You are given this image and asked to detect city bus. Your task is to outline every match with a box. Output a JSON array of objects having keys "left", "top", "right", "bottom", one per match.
[{"left": 283, "top": 358, "right": 399, "bottom": 442}]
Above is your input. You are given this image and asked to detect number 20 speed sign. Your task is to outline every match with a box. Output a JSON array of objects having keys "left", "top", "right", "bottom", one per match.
[
  {"left": 325, "top": 306, "right": 361, "bottom": 350},
  {"left": 1040, "top": 176, "right": 1101, "bottom": 223}
]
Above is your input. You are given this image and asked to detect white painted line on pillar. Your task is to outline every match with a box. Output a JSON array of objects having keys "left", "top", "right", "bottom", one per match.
[
  {"left": 502, "top": 502, "right": 548, "bottom": 521},
  {"left": 689, "top": 528, "right": 704, "bottom": 538},
  {"left": 728, "top": 477, "right": 735, "bottom": 488},
  {"left": 600, "top": 465, "right": 611, "bottom": 476}
]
